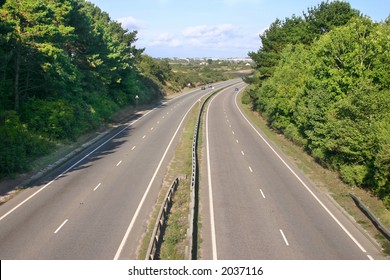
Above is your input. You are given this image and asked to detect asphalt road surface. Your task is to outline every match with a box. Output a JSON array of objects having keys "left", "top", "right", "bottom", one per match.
[
  {"left": 0, "top": 79, "right": 239, "bottom": 259},
  {"left": 202, "top": 84, "right": 384, "bottom": 260}
]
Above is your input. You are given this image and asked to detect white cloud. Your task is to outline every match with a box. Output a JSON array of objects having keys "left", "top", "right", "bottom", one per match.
[
  {"left": 146, "top": 23, "right": 258, "bottom": 57},
  {"left": 117, "top": 16, "right": 146, "bottom": 31},
  {"left": 150, "top": 33, "right": 182, "bottom": 47},
  {"left": 181, "top": 24, "right": 242, "bottom": 48},
  {"left": 182, "top": 24, "right": 238, "bottom": 39}
]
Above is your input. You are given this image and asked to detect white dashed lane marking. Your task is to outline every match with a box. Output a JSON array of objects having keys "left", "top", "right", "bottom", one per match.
[
  {"left": 259, "top": 189, "right": 266, "bottom": 199},
  {"left": 54, "top": 219, "right": 68, "bottom": 234},
  {"left": 280, "top": 229, "right": 289, "bottom": 246},
  {"left": 93, "top": 183, "right": 102, "bottom": 191}
]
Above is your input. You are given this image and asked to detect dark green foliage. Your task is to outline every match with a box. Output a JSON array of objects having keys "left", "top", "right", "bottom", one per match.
[
  {"left": 304, "top": 0, "right": 361, "bottom": 36},
  {"left": 248, "top": 2, "right": 390, "bottom": 208},
  {"left": 0, "top": 111, "right": 53, "bottom": 177},
  {"left": 249, "top": 1, "right": 360, "bottom": 86},
  {"left": 0, "top": 0, "right": 169, "bottom": 178},
  {"left": 249, "top": 16, "right": 307, "bottom": 80}
]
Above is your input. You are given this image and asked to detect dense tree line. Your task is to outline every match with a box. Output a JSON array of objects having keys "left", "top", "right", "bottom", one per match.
[
  {"left": 247, "top": 1, "right": 390, "bottom": 208},
  {"left": 0, "top": 0, "right": 170, "bottom": 178}
]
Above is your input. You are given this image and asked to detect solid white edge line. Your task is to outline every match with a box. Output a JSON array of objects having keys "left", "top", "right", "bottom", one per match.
[
  {"left": 234, "top": 90, "right": 368, "bottom": 254},
  {"left": 113, "top": 90, "right": 213, "bottom": 260},
  {"left": 54, "top": 219, "right": 68, "bottom": 234},
  {"left": 280, "top": 229, "right": 290, "bottom": 246},
  {"left": 206, "top": 94, "right": 219, "bottom": 261},
  {"left": 0, "top": 108, "right": 155, "bottom": 223}
]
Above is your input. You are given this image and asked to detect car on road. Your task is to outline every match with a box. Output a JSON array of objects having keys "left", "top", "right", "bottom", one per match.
[{"left": 201, "top": 86, "right": 206, "bottom": 90}]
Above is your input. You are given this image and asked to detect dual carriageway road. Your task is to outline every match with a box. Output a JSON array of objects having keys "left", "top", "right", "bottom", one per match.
[
  {"left": 0, "top": 80, "right": 236, "bottom": 259},
  {"left": 0, "top": 80, "right": 384, "bottom": 260}
]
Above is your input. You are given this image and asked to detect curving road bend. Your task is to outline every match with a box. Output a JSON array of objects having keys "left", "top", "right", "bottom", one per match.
[
  {"left": 202, "top": 84, "right": 384, "bottom": 260},
  {"left": 0, "top": 79, "right": 239, "bottom": 260}
]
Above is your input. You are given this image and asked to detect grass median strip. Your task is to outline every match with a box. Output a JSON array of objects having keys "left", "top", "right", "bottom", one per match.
[
  {"left": 138, "top": 85, "right": 238, "bottom": 260},
  {"left": 137, "top": 99, "right": 201, "bottom": 260}
]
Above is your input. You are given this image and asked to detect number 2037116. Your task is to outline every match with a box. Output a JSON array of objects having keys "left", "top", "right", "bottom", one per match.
[{"left": 221, "top": 266, "right": 263, "bottom": 276}]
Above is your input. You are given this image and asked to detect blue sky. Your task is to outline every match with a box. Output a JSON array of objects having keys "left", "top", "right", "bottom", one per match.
[{"left": 87, "top": 0, "right": 389, "bottom": 58}]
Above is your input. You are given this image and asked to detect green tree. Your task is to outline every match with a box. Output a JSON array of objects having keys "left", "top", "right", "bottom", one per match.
[
  {"left": 300, "top": 17, "right": 390, "bottom": 193},
  {"left": 0, "top": 0, "right": 160, "bottom": 177},
  {"left": 249, "top": 16, "right": 307, "bottom": 81},
  {"left": 249, "top": 1, "right": 360, "bottom": 88},
  {"left": 255, "top": 44, "right": 311, "bottom": 145},
  {"left": 304, "top": 0, "right": 361, "bottom": 39},
  {"left": 0, "top": 0, "right": 75, "bottom": 111}
]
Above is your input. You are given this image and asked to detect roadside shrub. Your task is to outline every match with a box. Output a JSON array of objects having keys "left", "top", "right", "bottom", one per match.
[
  {"left": 22, "top": 99, "right": 77, "bottom": 141},
  {"left": 339, "top": 164, "right": 369, "bottom": 186},
  {"left": 0, "top": 111, "right": 53, "bottom": 178}
]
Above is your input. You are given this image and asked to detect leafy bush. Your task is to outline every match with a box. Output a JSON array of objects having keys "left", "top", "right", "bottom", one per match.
[
  {"left": 0, "top": 0, "right": 174, "bottom": 179},
  {"left": 22, "top": 99, "right": 77, "bottom": 140},
  {"left": 0, "top": 111, "right": 53, "bottom": 178}
]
